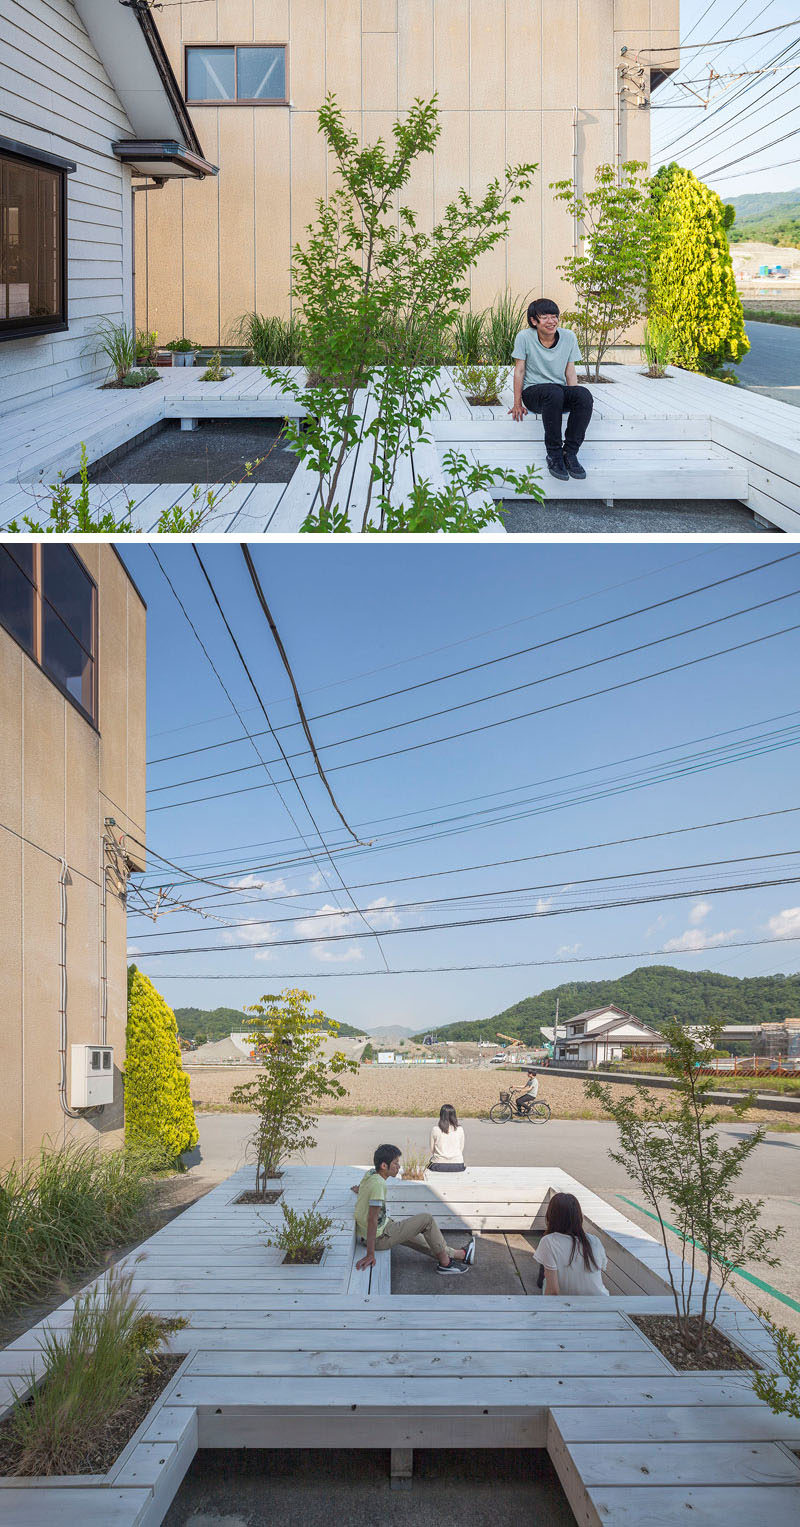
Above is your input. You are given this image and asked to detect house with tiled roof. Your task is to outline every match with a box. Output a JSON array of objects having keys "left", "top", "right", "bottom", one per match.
[{"left": 541, "top": 1004, "right": 668, "bottom": 1066}]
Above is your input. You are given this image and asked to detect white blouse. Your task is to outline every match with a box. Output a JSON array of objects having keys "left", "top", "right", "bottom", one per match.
[
  {"left": 429, "top": 1123, "right": 465, "bottom": 1163},
  {"left": 535, "top": 1231, "right": 609, "bottom": 1296}
]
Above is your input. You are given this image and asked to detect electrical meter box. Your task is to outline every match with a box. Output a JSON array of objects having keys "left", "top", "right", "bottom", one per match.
[{"left": 70, "top": 1045, "right": 114, "bottom": 1108}]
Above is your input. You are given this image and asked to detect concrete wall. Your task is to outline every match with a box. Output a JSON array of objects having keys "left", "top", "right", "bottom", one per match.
[
  {"left": 0, "top": 0, "right": 134, "bottom": 412},
  {"left": 135, "top": 0, "right": 679, "bottom": 345},
  {"left": 0, "top": 546, "right": 146, "bottom": 1169}
]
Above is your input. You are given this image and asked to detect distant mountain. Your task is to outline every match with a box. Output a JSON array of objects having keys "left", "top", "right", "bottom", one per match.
[
  {"left": 727, "top": 189, "right": 800, "bottom": 248},
  {"left": 174, "top": 1005, "right": 363, "bottom": 1042},
  {"left": 364, "top": 1025, "right": 419, "bottom": 1043},
  {"left": 411, "top": 966, "right": 800, "bottom": 1044}
]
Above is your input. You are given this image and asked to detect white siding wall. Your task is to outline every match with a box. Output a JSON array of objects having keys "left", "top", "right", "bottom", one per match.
[{"left": 0, "top": 0, "right": 134, "bottom": 411}]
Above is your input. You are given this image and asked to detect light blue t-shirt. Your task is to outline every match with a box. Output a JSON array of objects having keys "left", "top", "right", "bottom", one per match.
[{"left": 512, "top": 327, "right": 582, "bottom": 387}]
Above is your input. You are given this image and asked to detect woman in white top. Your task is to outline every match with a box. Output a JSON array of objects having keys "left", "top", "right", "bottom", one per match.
[
  {"left": 535, "top": 1191, "right": 609, "bottom": 1296},
  {"left": 429, "top": 1105, "right": 466, "bottom": 1173}
]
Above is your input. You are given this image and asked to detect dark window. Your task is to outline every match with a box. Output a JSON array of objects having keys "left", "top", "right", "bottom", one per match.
[
  {"left": 0, "top": 546, "right": 96, "bottom": 724},
  {"left": 0, "top": 144, "right": 70, "bottom": 340},
  {"left": 185, "top": 45, "right": 287, "bottom": 103}
]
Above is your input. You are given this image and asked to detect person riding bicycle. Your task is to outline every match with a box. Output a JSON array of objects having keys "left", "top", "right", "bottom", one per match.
[{"left": 514, "top": 1069, "right": 539, "bottom": 1115}]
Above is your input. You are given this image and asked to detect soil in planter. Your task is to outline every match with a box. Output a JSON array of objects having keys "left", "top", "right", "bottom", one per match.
[
  {"left": 466, "top": 395, "right": 501, "bottom": 406},
  {"left": 631, "top": 1314, "right": 759, "bottom": 1372},
  {"left": 282, "top": 1248, "right": 325, "bottom": 1265},
  {"left": 0, "top": 1352, "right": 182, "bottom": 1477},
  {"left": 100, "top": 375, "right": 161, "bottom": 391},
  {"left": 235, "top": 1189, "right": 282, "bottom": 1205}
]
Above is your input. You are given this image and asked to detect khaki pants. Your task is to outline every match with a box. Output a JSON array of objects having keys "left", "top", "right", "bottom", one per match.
[{"left": 373, "top": 1213, "right": 447, "bottom": 1261}]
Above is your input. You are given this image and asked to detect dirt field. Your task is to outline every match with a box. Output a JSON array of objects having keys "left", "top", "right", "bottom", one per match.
[{"left": 185, "top": 1064, "right": 794, "bottom": 1127}]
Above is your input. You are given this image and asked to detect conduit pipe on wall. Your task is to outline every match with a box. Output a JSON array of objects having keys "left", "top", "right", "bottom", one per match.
[
  {"left": 57, "top": 857, "right": 82, "bottom": 1119},
  {"left": 572, "top": 106, "right": 579, "bottom": 254}
]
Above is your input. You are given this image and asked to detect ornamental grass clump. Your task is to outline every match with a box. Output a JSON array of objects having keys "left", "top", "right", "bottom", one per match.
[
  {"left": 2, "top": 1264, "right": 186, "bottom": 1477},
  {"left": 0, "top": 1141, "right": 161, "bottom": 1316},
  {"left": 230, "top": 988, "right": 357, "bottom": 1198},
  {"left": 585, "top": 1019, "right": 782, "bottom": 1356}
]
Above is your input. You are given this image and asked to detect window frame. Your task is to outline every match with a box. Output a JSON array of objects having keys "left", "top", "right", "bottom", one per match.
[
  {"left": 183, "top": 43, "right": 289, "bottom": 106},
  {"left": 0, "top": 545, "right": 98, "bottom": 728},
  {"left": 0, "top": 137, "right": 74, "bottom": 343}
]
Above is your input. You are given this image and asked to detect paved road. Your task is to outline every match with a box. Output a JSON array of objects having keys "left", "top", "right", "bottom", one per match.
[
  {"left": 188, "top": 1113, "right": 800, "bottom": 1332},
  {"left": 736, "top": 319, "right": 800, "bottom": 408}
]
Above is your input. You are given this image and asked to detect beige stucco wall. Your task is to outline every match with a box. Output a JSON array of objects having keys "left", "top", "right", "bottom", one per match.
[
  {"left": 135, "top": 0, "right": 679, "bottom": 345},
  {"left": 0, "top": 547, "right": 146, "bottom": 1170}
]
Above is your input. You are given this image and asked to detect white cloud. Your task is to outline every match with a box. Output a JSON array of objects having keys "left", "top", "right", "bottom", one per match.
[
  {"left": 363, "top": 896, "right": 401, "bottom": 930},
  {"left": 535, "top": 897, "right": 553, "bottom": 914},
  {"left": 663, "top": 927, "right": 739, "bottom": 953},
  {"left": 556, "top": 943, "right": 581, "bottom": 957},
  {"left": 309, "top": 871, "right": 325, "bottom": 890},
  {"left": 765, "top": 906, "right": 800, "bottom": 940},
  {"left": 689, "top": 901, "right": 712, "bottom": 926},
  {"left": 126, "top": 946, "right": 142, "bottom": 957},
  {"left": 223, "top": 918, "right": 277, "bottom": 948},
  {"left": 646, "top": 914, "right": 668, "bottom": 937},
  {"left": 294, "top": 902, "right": 357, "bottom": 940},
  {"left": 228, "top": 874, "right": 289, "bottom": 898},
  {"left": 313, "top": 945, "right": 366, "bottom": 964}
]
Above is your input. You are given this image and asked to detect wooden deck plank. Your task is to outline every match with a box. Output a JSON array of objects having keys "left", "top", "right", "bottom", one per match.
[
  {"left": 584, "top": 1487, "right": 800, "bottom": 1527},
  {"left": 0, "top": 1490, "right": 151, "bottom": 1526},
  {"left": 551, "top": 1404, "right": 800, "bottom": 1446},
  {"left": 569, "top": 1440, "right": 800, "bottom": 1486}
]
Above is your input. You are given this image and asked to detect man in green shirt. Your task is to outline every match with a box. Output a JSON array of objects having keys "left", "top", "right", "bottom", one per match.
[
  {"left": 354, "top": 1144, "right": 474, "bottom": 1276},
  {"left": 509, "top": 298, "right": 594, "bottom": 482}
]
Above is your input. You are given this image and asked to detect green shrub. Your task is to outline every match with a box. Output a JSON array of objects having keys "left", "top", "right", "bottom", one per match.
[
  {"left": 455, "top": 358, "right": 508, "bottom": 404},
  {"left": 649, "top": 163, "right": 749, "bottom": 375},
  {"left": 89, "top": 319, "right": 137, "bottom": 382},
  {"left": 265, "top": 1198, "right": 335, "bottom": 1263},
  {"left": 0, "top": 1141, "right": 159, "bottom": 1314},
  {"left": 121, "top": 367, "right": 159, "bottom": 388},
  {"left": 125, "top": 967, "right": 198, "bottom": 1162},
  {"left": 483, "top": 292, "right": 530, "bottom": 364},
  {"left": 6, "top": 1263, "right": 186, "bottom": 1476},
  {"left": 451, "top": 308, "right": 486, "bottom": 363}
]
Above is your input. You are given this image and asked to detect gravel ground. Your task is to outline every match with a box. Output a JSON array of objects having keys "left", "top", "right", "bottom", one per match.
[{"left": 185, "top": 1064, "right": 793, "bottom": 1128}]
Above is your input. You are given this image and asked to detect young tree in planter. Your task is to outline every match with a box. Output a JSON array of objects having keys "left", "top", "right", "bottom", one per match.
[
  {"left": 266, "top": 95, "right": 542, "bottom": 532},
  {"left": 585, "top": 1020, "right": 782, "bottom": 1355},
  {"left": 550, "top": 161, "right": 653, "bottom": 381},
  {"left": 230, "top": 988, "right": 357, "bottom": 1198}
]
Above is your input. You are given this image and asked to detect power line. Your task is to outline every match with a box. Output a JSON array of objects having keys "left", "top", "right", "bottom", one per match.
[
  {"left": 147, "top": 615, "right": 800, "bottom": 813},
  {"left": 654, "top": 43, "right": 800, "bottom": 161},
  {"left": 131, "top": 933, "right": 800, "bottom": 980},
  {"left": 693, "top": 112, "right": 800, "bottom": 177},
  {"left": 639, "top": 18, "right": 800, "bottom": 53},
  {"left": 148, "top": 551, "right": 798, "bottom": 766},
  {"left": 189, "top": 548, "right": 390, "bottom": 972},
  {"left": 131, "top": 869, "right": 800, "bottom": 958},
  {"left": 135, "top": 801, "right": 800, "bottom": 916},
  {"left": 240, "top": 545, "right": 366, "bottom": 845},
  {"left": 128, "top": 846, "right": 800, "bottom": 942}
]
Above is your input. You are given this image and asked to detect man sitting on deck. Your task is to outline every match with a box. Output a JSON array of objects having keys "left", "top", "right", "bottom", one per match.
[
  {"left": 509, "top": 299, "right": 594, "bottom": 483},
  {"left": 354, "top": 1144, "right": 475, "bottom": 1276}
]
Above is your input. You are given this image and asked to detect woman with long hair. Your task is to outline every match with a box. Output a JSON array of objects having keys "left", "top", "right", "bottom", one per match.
[
  {"left": 534, "top": 1191, "right": 608, "bottom": 1296},
  {"left": 429, "top": 1104, "right": 466, "bottom": 1172}
]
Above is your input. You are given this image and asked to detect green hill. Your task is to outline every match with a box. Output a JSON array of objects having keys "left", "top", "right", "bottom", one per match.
[
  {"left": 412, "top": 966, "right": 800, "bottom": 1044},
  {"left": 727, "top": 189, "right": 800, "bottom": 248},
  {"left": 174, "top": 1005, "right": 363, "bottom": 1043}
]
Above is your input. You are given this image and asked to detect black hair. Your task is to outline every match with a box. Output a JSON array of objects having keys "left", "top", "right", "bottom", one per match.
[
  {"left": 527, "top": 298, "right": 560, "bottom": 327},
  {"left": 373, "top": 1143, "right": 402, "bottom": 1171},
  {"left": 545, "top": 1191, "right": 599, "bottom": 1271},
  {"left": 438, "top": 1104, "right": 459, "bottom": 1133}
]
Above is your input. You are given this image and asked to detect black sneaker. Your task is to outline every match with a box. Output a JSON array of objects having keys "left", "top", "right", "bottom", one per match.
[
  {"left": 563, "top": 450, "right": 586, "bottom": 479},
  {"left": 546, "top": 450, "right": 569, "bottom": 481},
  {"left": 437, "top": 1258, "right": 469, "bottom": 1275}
]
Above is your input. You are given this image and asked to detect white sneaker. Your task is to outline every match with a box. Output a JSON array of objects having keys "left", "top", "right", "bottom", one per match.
[{"left": 463, "top": 1237, "right": 476, "bottom": 1266}]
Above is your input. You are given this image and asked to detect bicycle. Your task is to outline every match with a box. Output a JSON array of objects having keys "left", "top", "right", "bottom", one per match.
[{"left": 489, "top": 1084, "right": 551, "bottom": 1124}]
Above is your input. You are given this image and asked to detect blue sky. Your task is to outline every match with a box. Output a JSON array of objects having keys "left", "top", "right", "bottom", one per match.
[
  {"left": 120, "top": 543, "right": 800, "bottom": 1032},
  {"left": 651, "top": 0, "right": 800, "bottom": 199}
]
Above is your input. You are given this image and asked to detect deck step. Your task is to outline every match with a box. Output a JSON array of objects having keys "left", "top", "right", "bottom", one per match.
[{"left": 462, "top": 442, "right": 749, "bottom": 502}]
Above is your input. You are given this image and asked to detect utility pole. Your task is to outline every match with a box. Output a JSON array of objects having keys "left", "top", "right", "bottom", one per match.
[{"left": 554, "top": 996, "right": 560, "bottom": 1060}]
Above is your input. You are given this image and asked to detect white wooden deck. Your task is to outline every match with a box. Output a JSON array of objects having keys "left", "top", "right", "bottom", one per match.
[
  {"left": 0, "top": 366, "right": 797, "bottom": 532},
  {"left": 1, "top": 1165, "right": 798, "bottom": 1526}
]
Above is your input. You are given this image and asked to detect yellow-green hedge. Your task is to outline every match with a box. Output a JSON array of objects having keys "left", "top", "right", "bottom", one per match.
[
  {"left": 125, "top": 967, "right": 198, "bottom": 1160},
  {"left": 649, "top": 163, "right": 749, "bottom": 374}
]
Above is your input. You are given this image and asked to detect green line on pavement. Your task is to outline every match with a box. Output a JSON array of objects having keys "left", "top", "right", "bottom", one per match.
[{"left": 615, "top": 1193, "right": 800, "bottom": 1315}]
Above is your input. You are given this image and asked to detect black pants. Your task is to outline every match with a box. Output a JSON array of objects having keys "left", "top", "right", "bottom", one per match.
[
  {"left": 521, "top": 383, "right": 593, "bottom": 456},
  {"left": 428, "top": 1161, "right": 466, "bottom": 1172}
]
